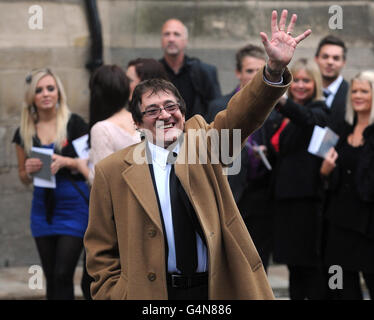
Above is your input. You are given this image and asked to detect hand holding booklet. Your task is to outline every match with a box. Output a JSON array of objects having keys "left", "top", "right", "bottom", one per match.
[
  {"left": 308, "top": 125, "right": 339, "bottom": 159},
  {"left": 246, "top": 140, "right": 272, "bottom": 170},
  {"left": 30, "top": 147, "right": 56, "bottom": 188}
]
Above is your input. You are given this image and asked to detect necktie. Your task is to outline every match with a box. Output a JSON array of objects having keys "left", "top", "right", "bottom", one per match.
[
  {"left": 323, "top": 89, "right": 331, "bottom": 98},
  {"left": 168, "top": 152, "right": 198, "bottom": 275}
]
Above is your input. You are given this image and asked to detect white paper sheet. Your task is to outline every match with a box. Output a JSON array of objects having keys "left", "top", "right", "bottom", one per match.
[
  {"left": 308, "top": 126, "right": 339, "bottom": 159},
  {"left": 72, "top": 134, "right": 89, "bottom": 159}
]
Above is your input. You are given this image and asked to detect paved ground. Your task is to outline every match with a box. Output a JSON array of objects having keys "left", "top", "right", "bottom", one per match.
[{"left": 0, "top": 264, "right": 290, "bottom": 300}]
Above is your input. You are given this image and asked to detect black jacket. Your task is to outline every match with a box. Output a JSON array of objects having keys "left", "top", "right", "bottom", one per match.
[
  {"left": 274, "top": 99, "right": 329, "bottom": 200},
  {"left": 326, "top": 122, "right": 374, "bottom": 239},
  {"left": 207, "top": 89, "right": 237, "bottom": 123},
  {"left": 160, "top": 56, "right": 221, "bottom": 121}
]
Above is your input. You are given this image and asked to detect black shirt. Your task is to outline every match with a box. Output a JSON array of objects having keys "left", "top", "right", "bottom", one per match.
[
  {"left": 160, "top": 56, "right": 221, "bottom": 121},
  {"left": 160, "top": 57, "right": 196, "bottom": 119}
]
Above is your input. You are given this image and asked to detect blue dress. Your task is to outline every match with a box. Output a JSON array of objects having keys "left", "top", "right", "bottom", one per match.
[
  {"left": 13, "top": 114, "right": 90, "bottom": 239},
  {"left": 31, "top": 144, "right": 89, "bottom": 238}
]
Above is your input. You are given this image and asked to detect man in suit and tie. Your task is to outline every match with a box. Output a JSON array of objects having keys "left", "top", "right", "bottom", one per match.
[
  {"left": 315, "top": 35, "right": 349, "bottom": 134},
  {"left": 84, "top": 10, "right": 311, "bottom": 300}
]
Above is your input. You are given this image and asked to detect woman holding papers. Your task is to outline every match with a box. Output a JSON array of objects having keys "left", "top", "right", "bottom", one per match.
[
  {"left": 321, "top": 70, "right": 374, "bottom": 299},
  {"left": 13, "top": 68, "right": 89, "bottom": 300},
  {"left": 272, "top": 58, "right": 329, "bottom": 299}
]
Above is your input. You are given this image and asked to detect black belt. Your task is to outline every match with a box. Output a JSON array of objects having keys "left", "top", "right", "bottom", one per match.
[{"left": 167, "top": 272, "right": 208, "bottom": 289}]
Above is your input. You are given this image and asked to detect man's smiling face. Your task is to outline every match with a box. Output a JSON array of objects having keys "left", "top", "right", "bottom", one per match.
[{"left": 137, "top": 89, "right": 185, "bottom": 149}]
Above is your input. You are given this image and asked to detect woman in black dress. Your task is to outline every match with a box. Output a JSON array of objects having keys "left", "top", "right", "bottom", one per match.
[
  {"left": 272, "top": 58, "right": 329, "bottom": 299},
  {"left": 321, "top": 70, "right": 374, "bottom": 299}
]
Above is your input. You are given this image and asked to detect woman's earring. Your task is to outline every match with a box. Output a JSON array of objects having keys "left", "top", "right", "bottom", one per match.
[{"left": 55, "top": 102, "right": 60, "bottom": 109}]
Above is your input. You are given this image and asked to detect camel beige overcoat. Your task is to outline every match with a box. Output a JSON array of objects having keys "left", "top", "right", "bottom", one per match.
[{"left": 84, "top": 67, "right": 291, "bottom": 299}]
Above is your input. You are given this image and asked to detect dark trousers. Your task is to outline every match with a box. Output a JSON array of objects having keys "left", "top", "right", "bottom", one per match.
[
  {"left": 35, "top": 235, "right": 83, "bottom": 300},
  {"left": 327, "top": 270, "right": 374, "bottom": 300},
  {"left": 167, "top": 284, "right": 208, "bottom": 300},
  {"left": 288, "top": 265, "right": 329, "bottom": 300}
]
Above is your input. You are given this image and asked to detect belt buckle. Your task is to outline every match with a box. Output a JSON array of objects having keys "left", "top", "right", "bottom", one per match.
[{"left": 171, "top": 274, "right": 189, "bottom": 288}]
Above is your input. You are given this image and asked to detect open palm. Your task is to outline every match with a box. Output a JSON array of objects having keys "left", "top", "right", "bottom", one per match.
[{"left": 260, "top": 10, "right": 312, "bottom": 71}]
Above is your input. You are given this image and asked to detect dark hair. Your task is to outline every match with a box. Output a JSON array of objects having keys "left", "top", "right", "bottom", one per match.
[
  {"left": 88, "top": 64, "right": 130, "bottom": 130},
  {"left": 129, "top": 78, "right": 186, "bottom": 124},
  {"left": 315, "top": 35, "right": 347, "bottom": 60},
  {"left": 235, "top": 44, "right": 266, "bottom": 71},
  {"left": 127, "top": 58, "right": 169, "bottom": 82}
]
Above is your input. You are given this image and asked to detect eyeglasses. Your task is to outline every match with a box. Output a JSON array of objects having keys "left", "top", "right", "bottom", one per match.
[{"left": 142, "top": 103, "right": 180, "bottom": 118}]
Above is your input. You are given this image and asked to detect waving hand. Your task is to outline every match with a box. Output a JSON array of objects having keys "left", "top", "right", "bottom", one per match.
[{"left": 260, "top": 10, "right": 312, "bottom": 81}]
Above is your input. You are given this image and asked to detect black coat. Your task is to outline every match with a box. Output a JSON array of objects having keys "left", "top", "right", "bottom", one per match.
[
  {"left": 272, "top": 98, "right": 329, "bottom": 266},
  {"left": 324, "top": 122, "right": 374, "bottom": 272},
  {"left": 207, "top": 89, "right": 237, "bottom": 123},
  {"left": 326, "top": 123, "right": 374, "bottom": 237},
  {"left": 274, "top": 99, "right": 329, "bottom": 200}
]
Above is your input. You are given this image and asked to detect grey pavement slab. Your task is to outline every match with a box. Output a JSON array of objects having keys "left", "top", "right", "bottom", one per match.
[{"left": 0, "top": 264, "right": 289, "bottom": 300}]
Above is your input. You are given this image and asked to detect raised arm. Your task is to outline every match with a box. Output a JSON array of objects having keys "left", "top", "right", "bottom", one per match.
[
  {"left": 261, "top": 9, "right": 312, "bottom": 82},
  {"left": 205, "top": 10, "right": 311, "bottom": 163}
]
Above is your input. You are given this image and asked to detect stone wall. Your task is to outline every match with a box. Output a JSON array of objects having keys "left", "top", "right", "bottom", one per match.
[{"left": 1, "top": 0, "right": 373, "bottom": 267}]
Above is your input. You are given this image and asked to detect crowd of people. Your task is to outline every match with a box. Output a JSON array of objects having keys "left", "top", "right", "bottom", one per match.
[{"left": 12, "top": 10, "right": 374, "bottom": 300}]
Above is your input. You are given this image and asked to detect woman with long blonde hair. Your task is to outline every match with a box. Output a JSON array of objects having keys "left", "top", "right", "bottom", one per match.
[
  {"left": 321, "top": 70, "right": 374, "bottom": 299},
  {"left": 13, "top": 68, "right": 89, "bottom": 300}
]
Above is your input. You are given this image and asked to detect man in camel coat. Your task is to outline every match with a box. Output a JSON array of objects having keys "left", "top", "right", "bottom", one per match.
[{"left": 84, "top": 10, "right": 311, "bottom": 299}]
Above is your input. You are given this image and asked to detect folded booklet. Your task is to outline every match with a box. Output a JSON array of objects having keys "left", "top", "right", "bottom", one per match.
[
  {"left": 308, "top": 126, "right": 339, "bottom": 159},
  {"left": 30, "top": 147, "right": 56, "bottom": 188}
]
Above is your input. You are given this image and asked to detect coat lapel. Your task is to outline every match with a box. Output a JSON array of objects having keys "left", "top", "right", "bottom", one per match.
[{"left": 121, "top": 142, "right": 163, "bottom": 232}]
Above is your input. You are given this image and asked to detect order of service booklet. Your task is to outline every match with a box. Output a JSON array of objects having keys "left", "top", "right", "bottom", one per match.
[
  {"left": 308, "top": 125, "right": 339, "bottom": 159},
  {"left": 30, "top": 147, "right": 56, "bottom": 188}
]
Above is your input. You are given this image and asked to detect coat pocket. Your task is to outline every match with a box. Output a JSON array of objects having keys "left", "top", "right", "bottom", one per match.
[
  {"left": 110, "top": 272, "right": 128, "bottom": 300},
  {"left": 226, "top": 217, "right": 263, "bottom": 272}
]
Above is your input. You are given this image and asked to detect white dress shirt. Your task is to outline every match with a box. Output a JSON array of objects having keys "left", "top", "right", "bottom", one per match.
[
  {"left": 147, "top": 141, "right": 208, "bottom": 274},
  {"left": 324, "top": 75, "right": 343, "bottom": 108}
]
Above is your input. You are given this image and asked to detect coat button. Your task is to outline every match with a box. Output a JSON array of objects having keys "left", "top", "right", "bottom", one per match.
[
  {"left": 148, "top": 229, "right": 157, "bottom": 238},
  {"left": 148, "top": 273, "right": 156, "bottom": 281},
  {"left": 347, "top": 169, "right": 352, "bottom": 174}
]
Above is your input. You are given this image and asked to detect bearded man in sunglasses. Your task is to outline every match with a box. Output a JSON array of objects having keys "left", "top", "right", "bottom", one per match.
[{"left": 84, "top": 10, "right": 311, "bottom": 300}]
